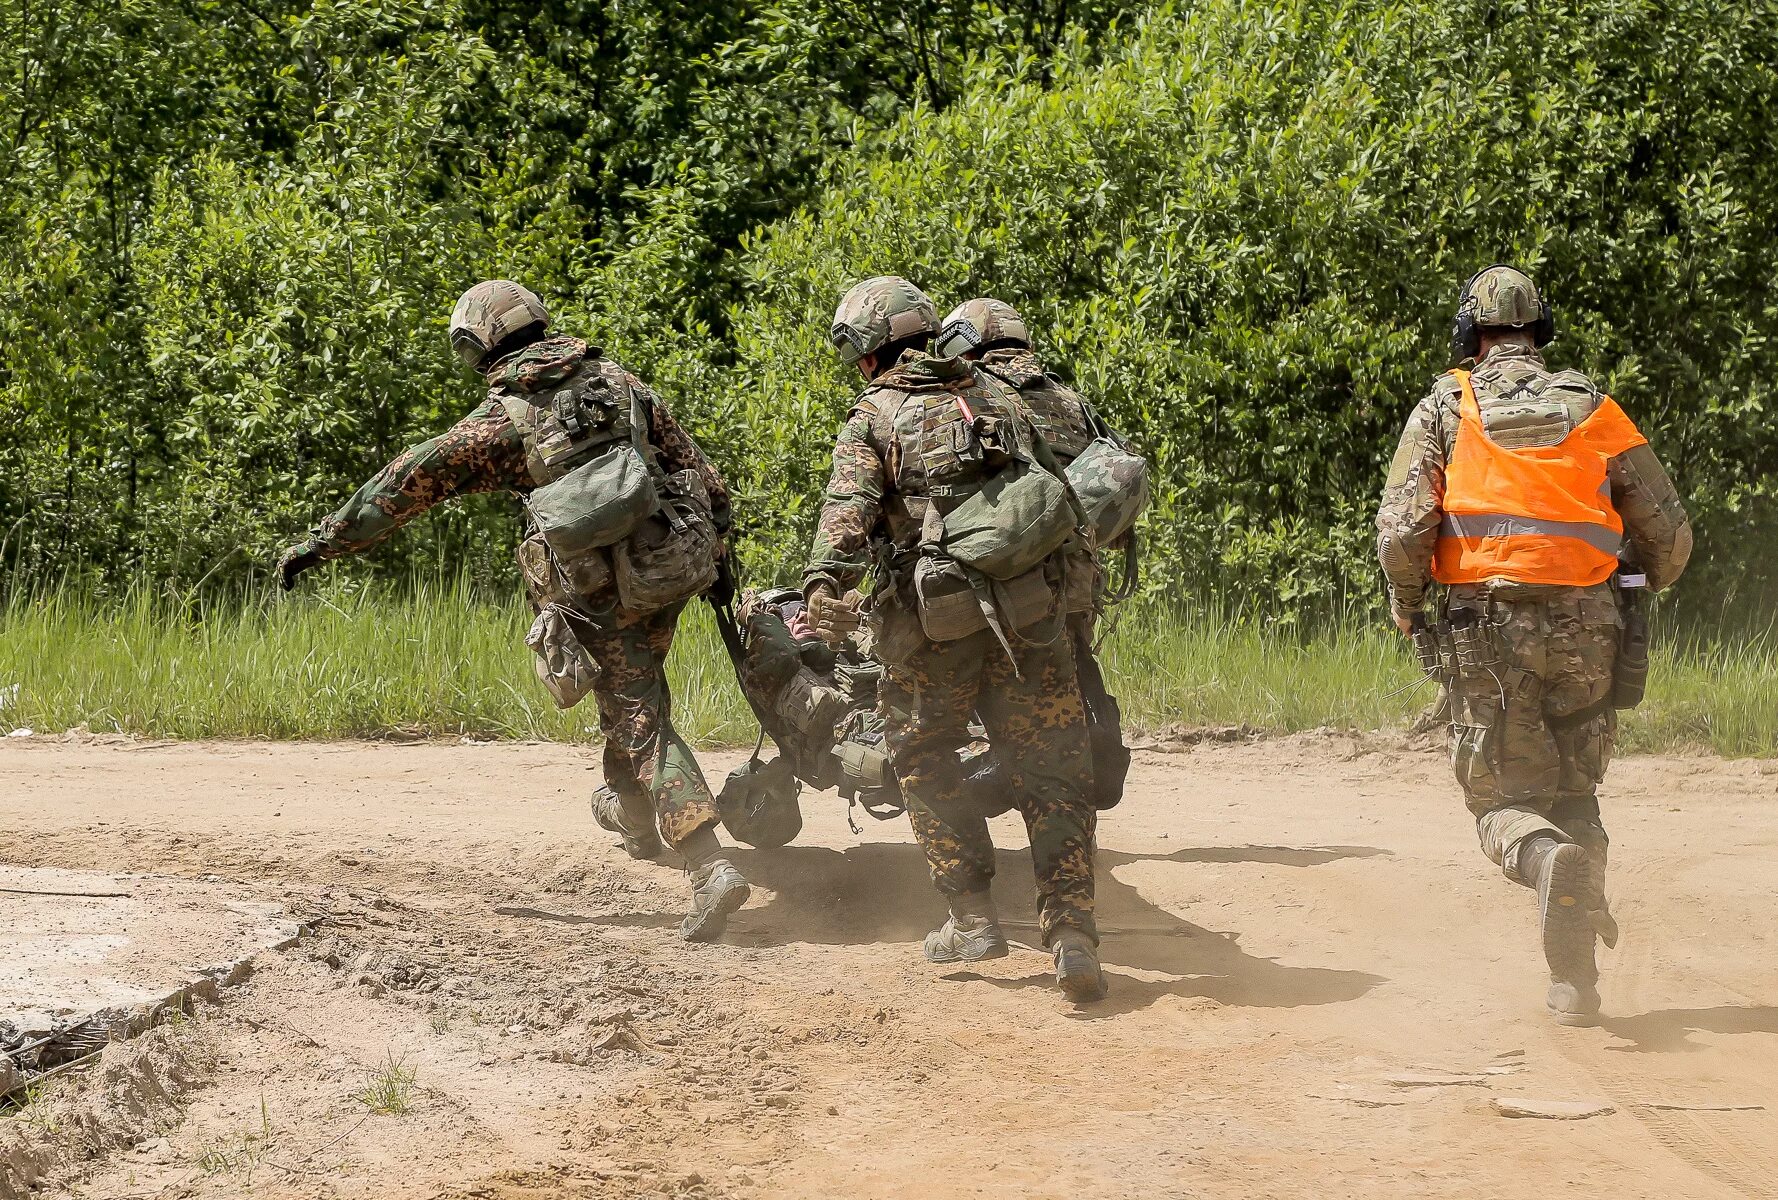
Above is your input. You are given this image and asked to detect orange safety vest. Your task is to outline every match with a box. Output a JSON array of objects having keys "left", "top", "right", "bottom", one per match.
[{"left": 1432, "top": 369, "right": 1646, "bottom": 588}]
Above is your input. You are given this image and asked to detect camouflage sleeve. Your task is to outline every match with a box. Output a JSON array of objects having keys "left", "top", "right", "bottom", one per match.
[
  {"left": 639, "top": 381, "right": 732, "bottom": 534},
  {"left": 307, "top": 399, "right": 531, "bottom": 559},
  {"left": 1374, "top": 390, "right": 1448, "bottom": 615},
  {"left": 1610, "top": 442, "right": 1693, "bottom": 591},
  {"left": 803, "top": 409, "right": 886, "bottom": 595}
]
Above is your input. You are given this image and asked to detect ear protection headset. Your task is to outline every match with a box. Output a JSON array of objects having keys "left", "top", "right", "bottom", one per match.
[{"left": 1450, "top": 263, "right": 1555, "bottom": 364}]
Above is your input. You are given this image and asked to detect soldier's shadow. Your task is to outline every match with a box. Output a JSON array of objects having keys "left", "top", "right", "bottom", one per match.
[{"left": 715, "top": 840, "right": 1388, "bottom": 1016}]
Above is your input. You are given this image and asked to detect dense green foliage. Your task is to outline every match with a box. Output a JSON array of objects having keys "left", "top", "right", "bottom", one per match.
[{"left": 3, "top": 0, "right": 1775, "bottom": 617}]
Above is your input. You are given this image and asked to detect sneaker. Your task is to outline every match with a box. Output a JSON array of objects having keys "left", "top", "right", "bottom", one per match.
[{"left": 922, "top": 914, "right": 1010, "bottom": 964}]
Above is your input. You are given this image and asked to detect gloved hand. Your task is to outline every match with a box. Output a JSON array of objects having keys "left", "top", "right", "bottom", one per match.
[
  {"left": 806, "top": 584, "right": 863, "bottom": 648},
  {"left": 708, "top": 554, "right": 737, "bottom": 608},
  {"left": 276, "top": 542, "right": 325, "bottom": 591}
]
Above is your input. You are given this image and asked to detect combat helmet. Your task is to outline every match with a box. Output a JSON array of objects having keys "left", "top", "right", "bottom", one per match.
[
  {"left": 449, "top": 280, "right": 551, "bottom": 371},
  {"left": 934, "top": 298, "right": 1031, "bottom": 359},
  {"left": 1451, "top": 265, "right": 1554, "bottom": 363},
  {"left": 829, "top": 276, "right": 938, "bottom": 366},
  {"left": 717, "top": 755, "right": 805, "bottom": 849}
]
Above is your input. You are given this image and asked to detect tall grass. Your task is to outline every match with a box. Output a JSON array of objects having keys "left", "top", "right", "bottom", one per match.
[{"left": 0, "top": 583, "right": 1771, "bottom": 756}]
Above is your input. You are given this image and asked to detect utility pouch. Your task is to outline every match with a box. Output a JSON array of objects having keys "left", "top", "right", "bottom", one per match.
[
  {"left": 1065, "top": 434, "right": 1150, "bottom": 548},
  {"left": 525, "top": 444, "right": 657, "bottom": 559},
  {"left": 1612, "top": 577, "right": 1650, "bottom": 710},
  {"left": 912, "top": 557, "right": 1054, "bottom": 642},
  {"left": 525, "top": 604, "right": 601, "bottom": 709},
  {"left": 612, "top": 502, "right": 718, "bottom": 614},
  {"left": 1447, "top": 610, "right": 1500, "bottom": 675},
  {"left": 833, "top": 657, "right": 883, "bottom": 708},
  {"left": 837, "top": 735, "right": 891, "bottom": 790}
]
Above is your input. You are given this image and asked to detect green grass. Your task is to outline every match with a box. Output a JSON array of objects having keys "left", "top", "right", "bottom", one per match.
[{"left": 1, "top": 582, "right": 1772, "bottom": 756}]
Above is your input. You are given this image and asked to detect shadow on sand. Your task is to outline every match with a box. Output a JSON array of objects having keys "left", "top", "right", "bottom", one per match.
[
  {"left": 1599, "top": 1005, "right": 1778, "bottom": 1054},
  {"left": 503, "top": 839, "right": 1389, "bottom": 1015}
]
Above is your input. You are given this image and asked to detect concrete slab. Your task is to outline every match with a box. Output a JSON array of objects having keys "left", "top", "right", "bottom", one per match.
[{"left": 0, "top": 866, "right": 295, "bottom": 1039}]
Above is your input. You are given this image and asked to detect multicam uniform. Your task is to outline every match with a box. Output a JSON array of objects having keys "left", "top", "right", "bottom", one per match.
[
  {"left": 296, "top": 336, "right": 732, "bottom": 850},
  {"left": 1376, "top": 342, "right": 1691, "bottom": 878},
  {"left": 805, "top": 351, "right": 1097, "bottom": 946}
]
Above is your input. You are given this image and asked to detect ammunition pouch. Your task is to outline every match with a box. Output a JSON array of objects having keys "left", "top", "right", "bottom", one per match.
[{"left": 1446, "top": 608, "right": 1501, "bottom": 676}]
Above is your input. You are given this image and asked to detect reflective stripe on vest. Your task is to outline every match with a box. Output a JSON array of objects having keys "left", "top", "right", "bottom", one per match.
[{"left": 1431, "top": 369, "right": 1646, "bottom": 588}]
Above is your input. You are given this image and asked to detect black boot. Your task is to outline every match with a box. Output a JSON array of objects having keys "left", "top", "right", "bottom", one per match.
[
  {"left": 590, "top": 785, "right": 663, "bottom": 860},
  {"left": 1052, "top": 929, "right": 1108, "bottom": 1003},
  {"left": 923, "top": 891, "right": 1009, "bottom": 963},
  {"left": 1519, "top": 836, "right": 1602, "bottom": 1026}
]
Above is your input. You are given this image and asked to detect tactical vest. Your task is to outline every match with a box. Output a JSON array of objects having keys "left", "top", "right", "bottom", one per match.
[
  {"left": 501, "top": 352, "right": 715, "bottom": 614},
  {"left": 497, "top": 356, "right": 642, "bottom": 487},
  {"left": 1433, "top": 369, "right": 1646, "bottom": 588}
]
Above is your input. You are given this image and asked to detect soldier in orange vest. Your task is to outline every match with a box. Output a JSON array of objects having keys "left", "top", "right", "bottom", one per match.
[{"left": 1376, "top": 265, "right": 1692, "bottom": 1025}]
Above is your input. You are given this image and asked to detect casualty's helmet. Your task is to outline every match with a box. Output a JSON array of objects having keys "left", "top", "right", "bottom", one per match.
[
  {"left": 934, "top": 297, "right": 1031, "bottom": 359},
  {"left": 828, "top": 276, "right": 938, "bottom": 366},
  {"left": 449, "top": 280, "right": 550, "bottom": 371}
]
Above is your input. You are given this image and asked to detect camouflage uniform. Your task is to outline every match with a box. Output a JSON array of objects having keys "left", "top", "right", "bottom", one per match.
[
  {"left": 806, "top": 350, "right": 1097, "bottom": 945},
  {"left": 295, "top": 336, "right": 732, "bottom": 851},
  {"left": 1376, "top": 341, "right": 1692, "bottom": 880}
]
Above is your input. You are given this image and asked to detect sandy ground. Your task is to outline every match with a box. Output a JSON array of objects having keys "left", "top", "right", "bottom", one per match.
[{"left": 2, "top": 734, "right": 1776, "bottom": 1199}]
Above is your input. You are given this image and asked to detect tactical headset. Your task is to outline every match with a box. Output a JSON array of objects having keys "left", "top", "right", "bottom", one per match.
[{"left": 1450, "top": 263, "right": 1555, "bottom": 364}]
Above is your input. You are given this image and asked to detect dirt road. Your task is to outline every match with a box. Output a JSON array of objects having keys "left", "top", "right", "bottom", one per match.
[{"left": 3, "top": 735, "right": 1777, "bottom": 1199}]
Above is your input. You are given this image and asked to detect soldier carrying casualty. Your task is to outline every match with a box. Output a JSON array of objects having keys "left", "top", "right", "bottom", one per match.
[
  {"left": 276, "top": 281, "right": 752, "bottom": 942},
  {"left": 934, "top": 298, "right": 1149, "bottom": 810},
  {"left": 804, "top": 275, "right": 1106, "bottom": 1003},
  {"left": 1376, "top": 264, "right": 1692, "bottom": 1025}
]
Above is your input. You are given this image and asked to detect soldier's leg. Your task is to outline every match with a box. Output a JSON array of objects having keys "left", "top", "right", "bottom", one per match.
[
  {"left": 1448, "top": 599, "right": 1566, "bottom": 878},
  {"left": 1544, "top": 588, "right": 1622, "bottom": 950},
  {"left": 581, "top": 603, "right": 746, "bottom": 940},
  {"left": 977, "top": 623, "right": 1100, "bottom": 998},
  {"left": 581, "top": 602, "right": 723, "bottom": 849},
  {"left": 881, "top": 635, "right": 1004, "bottom": 960},
  {"left": 977, "top": 625, "right": 1097, "bottom": 945}
]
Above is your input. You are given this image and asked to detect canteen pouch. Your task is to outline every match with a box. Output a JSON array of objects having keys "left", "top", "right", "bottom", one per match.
[
  {"left": 1065, "top": 435, "right": 1150, "bottom": 548},
  {"left": 525, "top": 444, "right": 657, "bottom": 561},
  {"left": 525, "top": 604, "right": 601, "bottom": 709},
  {"left": 938, "top": 459, "right": 1076, "bottom": 580}
]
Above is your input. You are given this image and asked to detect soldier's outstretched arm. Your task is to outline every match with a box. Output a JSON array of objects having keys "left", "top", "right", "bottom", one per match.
[
  {"left": 276, "top": 399, "right": 529, "bottom": 588},
  {"left": 803, "top": 409, "right": 886, "bottom": 598},
  {"left": 1610, "top": 442, "right": 1693, "bottom": 591},
  {"left": 1375, "top": 392, "right": 1448, "bottom": 624}
]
